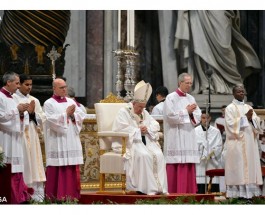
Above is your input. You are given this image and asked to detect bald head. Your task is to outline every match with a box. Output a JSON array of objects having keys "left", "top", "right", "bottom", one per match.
[
  {"left": 53, "top": 78, "right": 67, "bottom": 97},
  {"left": 53, "top": 78, "right": 65, "bottom": 87}
]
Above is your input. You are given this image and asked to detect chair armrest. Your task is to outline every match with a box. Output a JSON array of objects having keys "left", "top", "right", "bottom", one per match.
[
  {"left": 98, "top": 131, "right": 129, "bottom": 137},
  {"left": 97, "top": 131, "right": 129, "bottom": 155}
]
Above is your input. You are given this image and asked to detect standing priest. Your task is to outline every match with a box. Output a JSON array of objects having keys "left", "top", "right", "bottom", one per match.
[
  {"left": 13, "top": 74, "right": 46, "bottom": 202},
  {"left": 224, "top": 85, "right": 263, "bottom": 199},
  {"left": 163, "top": 73, "right": 201, "bottom": 194},
  {"left": 0, "top": 72, "right": 31, "bottom": 203},
  {"left": 43, "top": 78, "right": 86, "bottom": 201}
]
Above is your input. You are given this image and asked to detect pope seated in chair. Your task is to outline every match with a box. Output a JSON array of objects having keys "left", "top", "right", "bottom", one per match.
[{"left": 112, "top": 80, "right": 168, "bottom": 195}]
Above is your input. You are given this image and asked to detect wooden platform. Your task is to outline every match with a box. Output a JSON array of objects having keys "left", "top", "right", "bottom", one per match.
[{"left": 79, "top": 192, "right": 215, "bottom": 204}]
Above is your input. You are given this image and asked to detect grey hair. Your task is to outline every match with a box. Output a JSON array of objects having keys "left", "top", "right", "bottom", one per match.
[
  {"left": 67, "top": 86, "right": 75, "bottom": 97},
  {"left": 2, "top": 72, "right": 19, "bottom": 85},
  {"left": 178, "top": 72, "right": 192, "bottom": 84}
]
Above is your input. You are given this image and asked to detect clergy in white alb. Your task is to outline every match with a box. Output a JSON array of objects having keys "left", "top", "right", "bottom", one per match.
[
  {"left": 163, "top": 73, "right": 201, "bottom": 194},
  {"left": 224, "top": 85, "right": 263, "bottom": 199},
  {"left": 0, "top": 72, "right": 31, "bottom": 203},
  {"left": 151, "top": 86, "right": 169, "bottom": 116},
  {"left": 112, "top": 80, "right": 168, "bottom": 195},
  {"left": 214, "top": 105, "right": 227, "bottom": 192},
  {"left": 151, "top": 102, "right": 164, "bottom": 115},
  {"left": 43, "top": 78, "right": 86, "bottom": 200},
  {"left": 13, "top": 74, "right": 46, "bottom": 202},
  {"left": 195, "top": 111, "right": 223, "bottom": 194}
]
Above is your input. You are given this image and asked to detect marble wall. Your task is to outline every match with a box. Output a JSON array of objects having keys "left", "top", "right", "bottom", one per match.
[
  {"left": 86, "top": 11, "right": 104, "bottom": 108},
  {"left": 64, "top": 11, "right": 86, "bottom": 98},
  {"left": 63, "top": 10, "right": 265, "bottom": 109}
]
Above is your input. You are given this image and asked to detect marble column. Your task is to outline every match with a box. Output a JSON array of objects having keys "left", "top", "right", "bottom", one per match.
[
  {"left": 64, "top": 11, "right": 86, "bottom": 98},
  {"left": 104, "top": 10, "right": 116, "bottom": 97},
  {"left": 86, "top": 11, "right": 104, "bottom": 108},
  {"left": 158, "top": 10, "right": 178, "bottom": 93}
]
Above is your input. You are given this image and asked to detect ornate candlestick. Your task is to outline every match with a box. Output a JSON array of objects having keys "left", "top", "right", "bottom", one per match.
[
  {"left": 128, "top": 50, "right": 138, "bottom": 99},
  {"left": 123, "top": 50, "right": 133, "bottom": 102},
  {"left": 113, "top": 49, "right": 124, "bottom": 99}
]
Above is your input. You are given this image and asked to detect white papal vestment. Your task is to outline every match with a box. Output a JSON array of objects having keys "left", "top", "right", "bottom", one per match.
[{"left": 112, "top": 103, "right": 168, "bottom": 195}]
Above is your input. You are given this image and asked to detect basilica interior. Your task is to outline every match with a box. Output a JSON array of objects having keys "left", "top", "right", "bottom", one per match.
[
  {"left": 0, "top": 10, "right": 265, "bottom": 191},
  {"left": 0, "top": 10, "right": 264, "bottom": 109}
]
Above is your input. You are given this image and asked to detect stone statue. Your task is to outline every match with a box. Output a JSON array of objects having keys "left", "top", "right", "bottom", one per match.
[
  {"left": 35, "top": 45, "right": 45, "bottom": 64},
  {"left": 10, "top": 44, "right": 19, "bottom": 61},
  {"left": 174, "top": 10, "right": 261, "bottom": 94}
]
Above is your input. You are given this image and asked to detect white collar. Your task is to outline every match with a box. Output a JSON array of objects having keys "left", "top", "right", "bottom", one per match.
[
  {"left": 232, "top": 98, "right": 245, "bottom": 105},
  {"left": 16, "top": 89, "right": 30, "bottom": 98}
]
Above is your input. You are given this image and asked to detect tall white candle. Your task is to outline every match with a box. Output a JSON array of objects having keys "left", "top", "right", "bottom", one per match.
[
  {"left": 127, "top": 10, "right": 130, "bottom": 48},
  {"left": 118, "top": 10, "right": 121, "bottom": 45},
  {"left": 129, "top": 11, "right": 133, "bottom": 48},
  {"left": 131, "top": 10, "right": 135, "bottom": 48}
]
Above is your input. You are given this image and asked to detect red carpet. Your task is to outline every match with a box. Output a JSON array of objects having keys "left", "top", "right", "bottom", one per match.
[
  {"left": 0, "top": 164, "right": 11, "bottom": 204},
  {"left": 79, "top": 192, "right": 215, "bottom": 204}
]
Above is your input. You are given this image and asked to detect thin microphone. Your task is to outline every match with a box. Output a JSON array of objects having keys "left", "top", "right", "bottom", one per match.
[
  {"left": 205, "top": 69, "right": 213, "bottom": 79},
  {"left": 205, "top": 68, "right": 212, "bottom": 113}
]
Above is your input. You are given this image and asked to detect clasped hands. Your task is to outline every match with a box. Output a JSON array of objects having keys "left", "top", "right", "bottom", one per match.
[
  {"left": 66, "top": 104, "right": 76, "bottom": 119},
  {"left": 139, "top": 124, "right": 148, "bottom": 135},
  {"left": 186, "top": 103, "right": 197, "bottom": 115},
  {"left": 17, "top": 100, "right": 35, "bottom": 115}
]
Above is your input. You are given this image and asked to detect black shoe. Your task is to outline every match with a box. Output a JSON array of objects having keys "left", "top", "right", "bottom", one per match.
[
  {"left": 245, "top": 199, "right": 253, "bottom": 204},
  {"left": 136, "top": 191, "right": 146, "bottom": 195},
  {"left": 237, "top": 197, "right": 253, "bottom": 204}
]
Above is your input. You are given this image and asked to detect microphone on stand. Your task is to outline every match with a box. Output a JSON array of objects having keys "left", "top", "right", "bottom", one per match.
[
  {"left": 204, "top": 67, "right": 213, "bottom": 194},
  {"left": 205, "top": 68, "right": 213, "bottom": 79},
  {"left": 205, "top": 68, "right": 213, "bottom": 113}
]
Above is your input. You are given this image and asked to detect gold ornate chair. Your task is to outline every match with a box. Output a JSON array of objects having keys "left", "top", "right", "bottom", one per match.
[{"left": 94, "top": 94, "right": 129, "bottom": 193}]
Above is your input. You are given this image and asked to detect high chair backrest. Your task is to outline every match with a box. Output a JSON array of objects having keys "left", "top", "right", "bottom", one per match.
[{"left": 95, "top": 103, "right": 128, "bottom": 150}]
